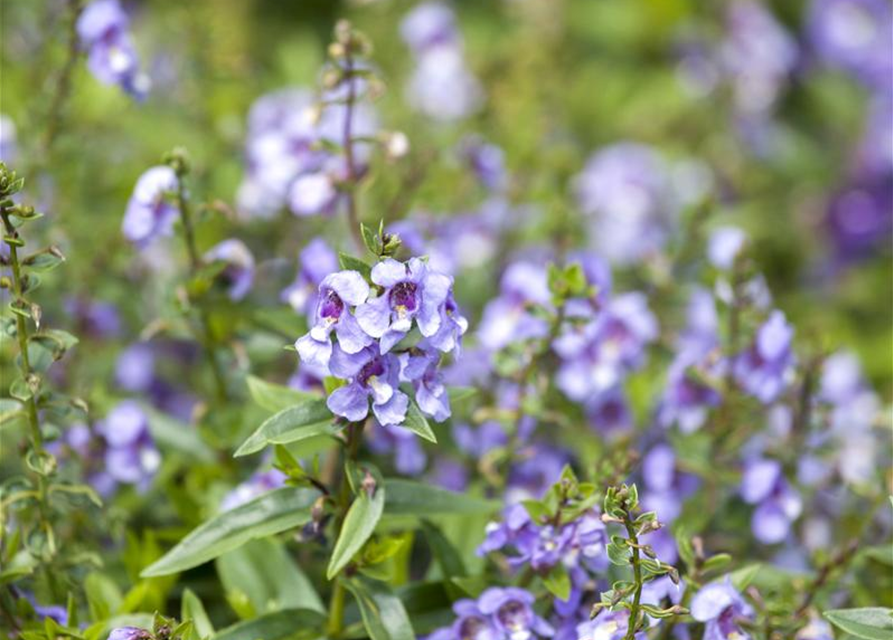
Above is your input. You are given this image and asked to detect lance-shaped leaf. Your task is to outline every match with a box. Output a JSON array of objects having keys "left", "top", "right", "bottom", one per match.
[
  {"left": 213, "top": 609, "right": 326, "bottom": 640},
  {"left": 181, "top": 589, "right": 214, "bottom": 640},
  {"left": 140, "top": 488, "right": 320, "bottom": 577},
  {"left": 327, "top": 466, "right": 386, "bottom": 579},
  {"left": 344, "top": 576, "right": 415, "bottom": 640},
  {"left": 235, "top": 399, "right": 336, "bottom": 457},
  {"left": 383, "top": 479, "right": 499, "bottom": 516},
  {"left": 246, "top": 375, "right": 320, "bottom": 413},
  {"left": 402, "top": 399, "right": 437, "bottom": 443},
  {"left": 823, "top": 608, "right": 893, "bottom": 640}
]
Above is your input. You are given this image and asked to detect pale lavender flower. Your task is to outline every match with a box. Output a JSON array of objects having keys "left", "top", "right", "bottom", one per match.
[
  {"left": 400, "top": 1, "right": 459, "bottom": 54},
  {"left": 690, "top": 578, "right": 754, "bottom": 640},
  {"left": 577, "top": 610, "right": 644, "bottom": 640},
  {"left": 108, "top": 627, "right": 152, "bottom": 640},
  {"left": 460, "top": 135, "right": 508, "bottom": 192},
  {"left": 326, "top": 344, "right": 408, "bottom": 426},
  {"left": 77, "top": 0, "right": 149, "bottom": 98},
  {"left": 96, "top": 401, "right": 160, "bottom": 493},
  {"left": 733, "top": 310, "right": 795, "bottom": 403},
  {"left": 295, "top": 270, "right": 371, "bottom": 368},
  {"left": 740, "top": 457, "right": 802, "bottom": 544},
  {"left": 122, "top": 166, "right": 178, "bottom": 247},
  {"left": 478, "top": 588, "right": 554, "bottom": 639},
  {"left": 281, "top": 237, "right": 339, "bottom": 315},
  {"left": 478, "top": 261, "right": 551, "bottom": 352},
  {"left": 204, "top": 238, "right": 255, "bottom": 301},
  {"left": 367, "top": 422, "right": 427, "bottom": 475},
  {"left": 0, "top": 114, "right": 17, "bottom": 163},
  {"left": 708, "top": 226, "right": 748, "bottom": 270},
  {"left": 400, "top": 350, "right": 451, "bottom": 421},
  {"left": 115, "top": 342, "right": 155, "bottom": 392}
]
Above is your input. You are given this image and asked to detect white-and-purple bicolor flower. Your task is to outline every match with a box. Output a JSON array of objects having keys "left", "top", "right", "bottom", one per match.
[
  {"left": 326, "top": 344, "right": 408, "bottom": 426},
  {"left": 295, "top": 269, "right": 371, "bottom": 367},
  {"left": 355, "top": 258, "right": 453, "bottom": 353},
  {"left": 478, "top": 588, "right": 554, "bottom": 640},
  {"left": 400, "top": 349, "right": 451, "bottom": 421},
  {"left": 122, "top": 166, "right": 178, "bottom": 247}
]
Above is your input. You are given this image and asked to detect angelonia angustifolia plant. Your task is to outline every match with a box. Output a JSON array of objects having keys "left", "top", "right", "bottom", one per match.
[{"left": 1, "top": 2, "right": 891, "bottom": 640}]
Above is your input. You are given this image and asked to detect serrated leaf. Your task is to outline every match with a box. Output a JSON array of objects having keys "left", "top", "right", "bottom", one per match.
[
  {"left": 823, "top": 608, "right": 893, "bottom": 640},
  {"left": 235, "top": 399, "right": 336, "bottom": 457},
  {"left": 328, "top": 467, "right": 386, "bottom": 579},
  {"left": 246, "top": 375, "right": 320, "bottom": 413},
  {"left": 383, "top": 479, "right": 499, "bottom": 515},
  {"left": 140, "top": 487, "right": 320, "bottom": 577},
  {"left": 344, "top": 576, "right": 415, "bottom": 640},
  {"left": 402, "top": 398, "right": 437, "bottom": 442}
]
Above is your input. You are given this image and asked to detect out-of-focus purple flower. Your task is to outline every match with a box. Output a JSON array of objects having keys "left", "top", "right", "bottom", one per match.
[
  {"left": 289, "top": 360, "right": 328, "bottom": 393},
  {"left": 95, "top": 401, "right": 160, "bottom": 494},
  {"left": 460, "top": 136, "right": 508, "bottom": 193},
  {"left": 734, "top": 310, "right": 795, "bottom": 403},
  {"left": 824, "top": 179, "right": 893, "bottom": 262},
  {"left": 808, "top": 0, "right": 893, "bottom": 91},
  {"left": 690, "top": 578, "right": 754, "bottom": 640},
  {"left": 204, "top": 238, "right": 255, "bottom": 301},
  {"left": 288, "top": 171, "right": 338, "bottom": 217},
  {"left": 326, "top": 344, "right": 408, "bottom": 426},
  {"left": 108, "top": 627, "right": 152, "bottom": 640},
  {"left": 221, "top": 468, "right": 286, "bottom": 511},
  {"left": 116, "top": 342, "right": 155, "bottom": 392},
  {"left": 21, "top": 591, "right": 68, "bottom": 626},
  {"left": 0, "top": 114, "right": 17, "bottom": 163},
  {"left": 577, "top": 610, "right": 644, "bottom": 640},
  {"left": 65, "top": 297, "right": 122, "bottom": 339},
  {"left": 505, "top": 444, "right": 569, "bottom": 504},
  {"left": 641, "top": 444, "right": 699, "bottom": 524},
  {"left": 553, "top": 292, "right": 658, "bottom": 402},
  {"left": 367, "top": 422, "right": 427, "bottom": 475},
  {"left": 740, "top": 457, "right": 802, "bottom": 544},
  {"left": 295, "top": 269, "right": 371, "bottom": 367},
  {"left": 584, "top": 387, "right": 632, "bottom": 437},
  {"left": 77, "top": 0, "right": 149, "bottom": 98},
  {"left": 478, "top": 261, "right": 551, "bottom": 352},
  {"left": 720, "top": 1, "right": 797, "bottom": 116},
  {"left": 281, "top": 238, "right": 339, "bottom": 315},
  {"left": 857, "top": 96, "right": 893, "bottom": 179},
  {"left": 573, "top": 143, "right": 677, "bottom": 265},
  {"left": 430, "top": 457, "right": 469, "bottom": 492},
  {"left": 355, "top": 258, "right": 453, "bottom": 353},
  {"left": 400, "top": 1, "right": 459, "bottom": 54},
  {"left": 796, "top": 616, "right": 835, "bottom": 640},
  {"left": 122, "top": 166, "right": 178, "bottom": 247},
  {"left": 479, "top": 588, "right": 554, "bottom": 639},
  {"left": 708, "top": 226, "right": 748, "bottom": 270}
]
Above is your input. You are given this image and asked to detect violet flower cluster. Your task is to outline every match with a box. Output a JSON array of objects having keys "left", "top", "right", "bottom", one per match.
[
  {"left": 400, "top": 1, "right": 483, "bottom": 121},
  {"left": 77, "top": 0, "right": 149, "bottom": 98},
  {"left": 295, "top": 256, "right": 467, "bottom": 427},
  {"left": 427, "top": 587, "right": 554, "bottom": 640}
]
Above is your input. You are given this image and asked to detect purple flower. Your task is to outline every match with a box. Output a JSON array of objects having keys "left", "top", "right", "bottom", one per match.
[
  {"left": 221, "top": 468, "right": 286, "bottom": 511},
  {"left": 824, "top": 179, "right": 893, "bottom": 262},
  {"left": 573, "top": 143, "right": 677, "bottom": 265},
  {"left": 96, "top": 401, "right": 160, "bottom": 493},
  {"left": 708, "top": 226, "right": 747, "bottom": 270},
  {"left": 108, "top": 627, "right": 152, "bottom": 640},
  {"left": 808, "top": 0, "right": 893, "bottom": 90},
  {"left": 450, "top": 599, "right": 500, "bottom": 640},
  {"left": 367, "top": 422, "right": 427, "bottom": 475},
  {"left": 65, "top": 297, "right": 122, "bottom": 339},
  {"left": 733, "top": 310, "right": 795, "bottom": 403},
  {"left": 453, "top": 421, "right": 508, "bottom": 459},
  {"left": 295, "top": 269, "right": 371, "bottom": 367},
  {"left": 288, "top": 171, "right": 338, "bottom": 217},
  {"left": 430, "top": 457, "right": 469, "bottom": 492},
  {"left": 506, "top": 445, "right": 569, "bottom": 504},
  {"left": 577, "top": 610, "right": 644, "bottom": 640},
  {"left": 204, "top": 238, "right": 255, "bottom": 301},
  {"left": 400, "top": 350, "right": 451, "bottom": 421},
  {"left": 584, "top": 387, "right": 632, "bottom": 438},
  {"left": 77, "top": 0, "right": 148, "bottom": 98},
  {"left": 740, "top": 458, "right": 802, "bottom": 544},
  {"left": 400, "top": 2, "right": 459, "bottom": 54},
  {"left": 355, "top": 258, "right": 453, "bottom": 353},
  {"left": 326, "top": 344, "right": 408, "bottom": 426},
  {"left": 281, "top": 238, "right": 339, "bottom": 314},
  {"left": 690, "top": 578, "right": 754, "bottom": 640},
  {"left": 122, "top": 166, "right": 179, "bottom": 247},
  {"left": 479, "top": 588, "right": 554, "bottom": 639},
  {"left": 554, "top": 292, "right": 658, "bottom": 402},
  {"left": 0, "top": 114, "right": 17, "bottom": 163},
  {"left": 641, "top": 444, "right": 699, "bottom": 524},
  {"left": 460, "top": 136, "right": 508, "bottom": 192},
  {"left": 115, "top": 342, "right": 155, "bottom": 392},
  {"left": 478, "top": 261, "right": 551, "bottom": 352}
]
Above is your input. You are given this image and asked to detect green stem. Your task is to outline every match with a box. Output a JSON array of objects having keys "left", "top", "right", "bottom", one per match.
[
  {"left": 173, "top": 171, "right": 228, "bottom": 402},
  {"left": 41, "top": 0, "right": 84, "bottom": 158},
  {"left": 340, "top": 52, "right": 364, "bottom": 252},
  {"left": 623, "top": 512, "right": 643, "bottom": 640},
  {"left": 326, "top": 578, "right": 347, "bottom": 638}
]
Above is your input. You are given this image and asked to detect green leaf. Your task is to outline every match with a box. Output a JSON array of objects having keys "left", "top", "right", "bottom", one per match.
[
  {"left": 447, "top": 387, "right": 478, "bottom": 405},
  {"left": 730, "top": 563, "right": 761, "bottom": 591},
  {"left": 328, "top": 467, "right": 386, "bottom": 579},
  {"left": 235, "top": 399, "right": 335, "bottom": 457},
  {"left": 361, "top": 222, "right": 382, "bottom": 256},
  {"left": 421, "top": 520, "right": 466, "bottom": 581},
  {"left": 214, "top": 609, "right": 326, "bottom": 640},
  {"left": 84, "top": 572, "right": 123, "bottom": 622},
  {"left": 140, "top": 487, "right": 320, "bottom": 577},
  {"left": 246, "top": 375, "right": 320, "bottom": 413},
  {"left": 144, "top": 407, "right": 215, "bottom": 463},
  {"left": 823, "top": 608, "right": 893, "bottom": 640},
  {"left": 402, "top": 399, "right": 437, "bottom": 443},
  {"left": 216, "top": 538, "right": 325, "bottom": 615},
  {"left": 339, "top": 253, "right": 372, "bottom": 280},
  {"left": 181, "top": 589, "right": 214, "bottom": 640},
  {"left": 0, "top": 398, "right": 23, "bottom": 426},
  {"left": 543, "top": 564, "right": 571, "bottom": 600},
  {"left": 383, "top": 479, "right": 499, "bottom": 515},
  {"left": 344, "top": 576, "right": 415, "bottom": 640}
]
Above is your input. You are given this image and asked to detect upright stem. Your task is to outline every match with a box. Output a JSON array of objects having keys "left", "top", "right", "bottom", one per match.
[
  {"left": 622, "top": 514, "right": 643, "bottom": 640},
  {"left": 173, "top": 172, "right": 228, "bottom": 402},
  {"left": 340, "top": 53, "right": 364, "bottom": 251},
  {"left": 326, "top": 421, "right": 363, "bottom": 638},
  {"left": 41, "top": 0, "right": 83, "bottom": 158}
]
